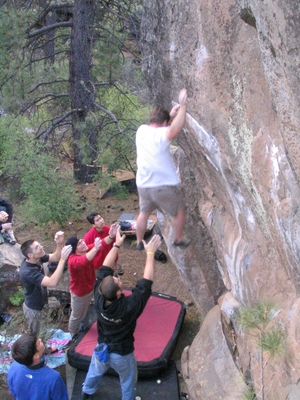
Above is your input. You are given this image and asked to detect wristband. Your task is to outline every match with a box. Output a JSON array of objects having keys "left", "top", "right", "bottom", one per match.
[
  {"left": 113, "top": 243, "right": 120, "bottom": 249},
  {"left": 147, "top": 252, "right": 154, "bottom": 255}
]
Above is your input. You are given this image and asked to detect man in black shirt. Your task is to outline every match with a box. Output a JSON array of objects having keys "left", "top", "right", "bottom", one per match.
[
  {"left": 81, "top": 227, "right": 161, "bottom": 400},
  {"left": 20, "top": 231, "right": 71, "bottom": 333}
]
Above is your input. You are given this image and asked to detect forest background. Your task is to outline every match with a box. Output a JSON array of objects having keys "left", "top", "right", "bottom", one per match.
[{"left": 0, "top": 0, "right": 151, "bottom": 226}]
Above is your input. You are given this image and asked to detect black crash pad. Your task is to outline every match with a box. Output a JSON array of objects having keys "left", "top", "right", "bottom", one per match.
[{"left": 71, "top": 359, "right": 180, "bottom": 400}]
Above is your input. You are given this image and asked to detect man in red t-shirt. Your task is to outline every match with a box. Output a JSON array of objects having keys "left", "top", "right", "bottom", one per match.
[
  {"left": 65, "top": 235, "right": 101, "bottom": 338},
  {"left": 84, "top": 212, "right": 119, "bottom": 270}
]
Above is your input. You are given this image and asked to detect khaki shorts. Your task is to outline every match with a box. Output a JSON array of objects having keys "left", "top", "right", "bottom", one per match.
[{"left": 138, "top": 185, "right": 185, "bottom": 217}]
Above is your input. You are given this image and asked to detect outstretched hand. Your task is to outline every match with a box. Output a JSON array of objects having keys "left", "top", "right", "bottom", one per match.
[
  {"left": 94, "top": 237, "right": 102, "bottom": 251},
  {"left": 178, "top": 88, "right": 188, "bottom": 106},
  {"left": 115, "top": 226, "right": 126, "bottom": 247},
  {"left": 169, "top": 104, "right": 180, "bottom": 118},
  {"left": 54, "top": 231, "right": 65, "bottom": 245},
  {"left": 60, "top": 245, "right": 72, "bottom": 261},
  {"left": 109, "top": 222, "right": 119, "bottom": 239},
  {"left": 143, "top": 234, "right": 162, "bottom": 254}
]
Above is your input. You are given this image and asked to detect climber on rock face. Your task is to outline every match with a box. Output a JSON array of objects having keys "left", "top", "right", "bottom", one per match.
[{"left": 135, "top": 88, "right": 190, "bottom": 250}]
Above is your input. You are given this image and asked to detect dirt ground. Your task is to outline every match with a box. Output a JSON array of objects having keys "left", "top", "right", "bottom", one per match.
[{"left": 0, "top": 182, "right": 200, "bottom": 399}]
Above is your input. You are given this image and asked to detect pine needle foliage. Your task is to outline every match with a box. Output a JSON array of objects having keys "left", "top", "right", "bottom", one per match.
[
  {"left": 0, "top": 115, "right": 79, "bottom": 226},
  {"left": 260, "top": 329, "right": 286, "bottom": 359},
  {"left": 238, "top": 300, "right": 286, "bottom": 400},
  {"left": 238, "top": 300, "right": 278, "bottom": 331}
]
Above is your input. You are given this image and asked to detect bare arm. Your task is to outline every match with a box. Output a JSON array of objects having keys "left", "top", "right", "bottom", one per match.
[
  {"left": 48, "top": 231, "right": 65, "bottom": 263},
  {"left": 166, "top": 88, "right": 188, "bottom": 141},
  {"left": 103, "top": 222, "right": 119, "bottom": 245},
  {"left": 142, "top": 235, "right": 162, "bottom": 281},
  {"left": 86, "top": 237, "right": 101, "bottom": 261},
  {"left": 102, "top": 226, "right": 126, "bottom": 268},
  {"left": 41, "top": 245, "right": 72, "bottom": 287}
]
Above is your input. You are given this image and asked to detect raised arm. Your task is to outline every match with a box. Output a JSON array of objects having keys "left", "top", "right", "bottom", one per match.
[
  {"left": 103, "top": 222, "right": 119, "bottom": 245},
  {"left": 166, "top": 88, "right": 188, "bottom": 141},
  {"left": 86, "top": 237, "right": 102, "bottom": 261},
  {"left": 102, "top": 226, "right": 126, "bottom": 268},
  {"left": 41, "top": 245, "right": 72, "bottom": 287},
  {"left": 142, "top": 235, "right": 162, "bottom": 281},
  {"left": 48, "top": 231, "right": 65, "bottom": 263}
]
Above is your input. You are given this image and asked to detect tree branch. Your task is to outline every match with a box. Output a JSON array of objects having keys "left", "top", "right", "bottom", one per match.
[
  {"left": 24, "top": 49, "right": 71, "bottom": 67},
  {"left": 35, "top": 109, "right": 78, "bottom": 142},
  {"left": 20, "top": 93, "right": 69, "bottom": 113},
  {"left": 95, "top": 24, "right": 140, "bottom": 60},
  {"left": 28, "top": 33, "right": 70, "bottom": 52},
  {"left": 29, "top": 79, "right": 69, "bottom": 94},
  {"left": 27, "top": 21, "right": 72, "bottom": 39},
  {"left": 94, "top": 102, "right": 135, "bottom": 146},
  {"left": 27, "top": 4, "right": 74, "bottom": 31}
]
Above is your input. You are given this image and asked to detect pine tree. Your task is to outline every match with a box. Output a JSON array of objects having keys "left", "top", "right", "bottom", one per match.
[{"left": 0, "top": 0, "right": 147, "bottom": 184}]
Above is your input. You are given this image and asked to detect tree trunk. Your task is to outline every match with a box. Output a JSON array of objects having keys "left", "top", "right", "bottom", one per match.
[
  {"left": 70, "top": 0, "right": 97, "bottom": 182},
  {"left": 44, "top": 10, "right": 55, "bottom": 64}
]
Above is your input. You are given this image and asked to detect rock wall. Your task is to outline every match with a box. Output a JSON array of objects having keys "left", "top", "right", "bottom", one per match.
[
  {"left": 0, "top": 244, "right": 23, "bottom": 313},
  {"left": 141, "top": 0, "right": 300, "bottom": 398}
]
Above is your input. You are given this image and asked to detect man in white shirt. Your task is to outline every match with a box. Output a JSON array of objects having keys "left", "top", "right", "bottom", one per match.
[{"left": 135, "top": 88, "right": 190, "bottom": 250}]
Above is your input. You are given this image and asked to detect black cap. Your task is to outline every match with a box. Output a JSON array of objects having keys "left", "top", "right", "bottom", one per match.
[{"left": 65, "top": 236, "right": 79, "bottom": 254}]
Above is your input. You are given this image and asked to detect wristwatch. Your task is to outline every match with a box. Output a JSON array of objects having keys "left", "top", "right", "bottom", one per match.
[{"left": 113, "top": 243, "right": 120, "bottom": 249}]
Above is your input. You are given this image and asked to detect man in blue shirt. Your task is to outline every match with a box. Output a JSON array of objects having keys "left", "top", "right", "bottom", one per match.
[{"left": 8, "top": 333, "right": 69, "bottom": 400}]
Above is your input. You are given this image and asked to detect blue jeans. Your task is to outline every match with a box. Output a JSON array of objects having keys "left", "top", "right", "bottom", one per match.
[{"left": 82, "top": 350, "right": 137, "bottom": 400}]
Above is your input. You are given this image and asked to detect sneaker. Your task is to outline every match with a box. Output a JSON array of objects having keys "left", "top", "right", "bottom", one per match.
[
  {"left": 136, "top": 241, "right": 144, "bottom": 251},
  {"left": 154, "top": 250, "right": 167, "bottom": 263},
  {"left": 173, "top": 239, "right": 191, "bottom": 248},
  {"left": 8, "top": 229, "right": 16, "bottom": 242},
  {"left": 72, "top": 333, "right": 79, "bottom": 342},
  {"left": 2, "top": 231, "right": 16, "bottom": 245}
]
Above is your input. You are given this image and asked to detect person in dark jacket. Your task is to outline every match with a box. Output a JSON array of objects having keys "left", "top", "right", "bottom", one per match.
[
  {"left": 81, "top": 227, "right": 162, "bottom": 400},
  {"left": 0, "top": 197, "right": 13, "bottom": 221}
]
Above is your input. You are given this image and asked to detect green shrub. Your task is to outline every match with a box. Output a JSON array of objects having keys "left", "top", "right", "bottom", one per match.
[
  {"left": 0, "top": 115, "right": 80, "bottom": 226},
  {"left": 9, "top": 287, "right": 24, "bottom": 306}
]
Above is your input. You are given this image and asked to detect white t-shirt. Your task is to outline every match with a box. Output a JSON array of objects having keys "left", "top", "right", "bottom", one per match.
[{"left": 136, "top": 124, "right": 180, "bottom": 188}]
